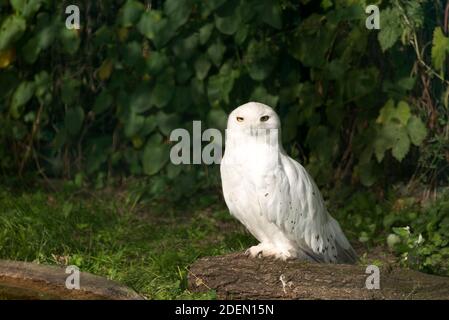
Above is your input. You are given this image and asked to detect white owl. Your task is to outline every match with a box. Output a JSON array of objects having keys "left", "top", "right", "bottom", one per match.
[{"left": 220, "top": 102, "right": 357, "bottom": 264}]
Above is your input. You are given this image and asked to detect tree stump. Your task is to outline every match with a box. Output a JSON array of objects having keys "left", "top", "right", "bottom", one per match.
[
  {"left": 187, "top": 251, "right": 449, "bottom": 300},
  {"left": 0, "top": 260, "right": 143, "bottom": 300}
]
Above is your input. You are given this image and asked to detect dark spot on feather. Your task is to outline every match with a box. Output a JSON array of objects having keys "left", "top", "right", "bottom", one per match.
[
  {"left": 264, "top": 193, "right": 269, "bottom": 197},
  {"left": 315, "top": 235, "right": 319, "bottom": 241}
]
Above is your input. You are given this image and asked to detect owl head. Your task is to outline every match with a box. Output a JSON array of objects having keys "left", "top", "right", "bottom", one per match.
[{"left": 226, "top": 102, "right": 281, "bottom": 131}]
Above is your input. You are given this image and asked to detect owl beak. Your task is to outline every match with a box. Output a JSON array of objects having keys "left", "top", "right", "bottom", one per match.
[{"left": 249, "top": 126, "right": 256, "bottom": 136}]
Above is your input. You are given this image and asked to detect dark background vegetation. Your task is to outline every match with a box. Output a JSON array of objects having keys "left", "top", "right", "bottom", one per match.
[{"left": 0, "top": 0, "right": 448, "bottom": 298}]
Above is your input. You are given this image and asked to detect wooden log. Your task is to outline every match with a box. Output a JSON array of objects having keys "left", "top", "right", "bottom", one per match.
[
  {"left": 188, "top": 251, "right": 449, "bottom": 300},
  {"left": 0, "top": 260, "right": 143, "bottom": 300}
]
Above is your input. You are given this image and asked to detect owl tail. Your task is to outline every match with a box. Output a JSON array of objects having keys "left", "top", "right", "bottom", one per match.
[{"left": 328, "top": 217, "right": 358, "bottom": 264}]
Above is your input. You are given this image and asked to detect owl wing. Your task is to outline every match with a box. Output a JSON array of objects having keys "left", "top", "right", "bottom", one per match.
[{"left": 256, "top": 153, "right": 357, "bottom": 264}]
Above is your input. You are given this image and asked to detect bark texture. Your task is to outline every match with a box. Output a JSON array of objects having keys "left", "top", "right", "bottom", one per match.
[
  {"left": 188, "top": 251, "right": 449, "bottom": 300},
  {"left": 0, "top": 260, "right": 143, "bottom": 300}
]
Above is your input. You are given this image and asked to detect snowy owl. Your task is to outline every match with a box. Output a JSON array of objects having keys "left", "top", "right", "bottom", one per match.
[{"left": 220, "top": 102, "right": 357, "bottom": 264}]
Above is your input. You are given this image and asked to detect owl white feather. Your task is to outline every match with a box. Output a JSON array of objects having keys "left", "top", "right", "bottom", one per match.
[{"left": 220, "top": 102, "right": 357, "bottom": 264}]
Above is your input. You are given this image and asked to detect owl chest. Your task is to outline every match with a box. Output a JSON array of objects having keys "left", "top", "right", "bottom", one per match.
[{"left": 225, "top": 143, "right": 279, "bottom": 178}]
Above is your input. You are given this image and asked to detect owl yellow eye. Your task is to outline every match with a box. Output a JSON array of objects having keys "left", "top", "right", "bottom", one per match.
[
  {"left": 236, "top": 117, "right": 244, "bottom": 122},
  {"left": 260, "top": 115, "right": 270, "bottom": 122}
]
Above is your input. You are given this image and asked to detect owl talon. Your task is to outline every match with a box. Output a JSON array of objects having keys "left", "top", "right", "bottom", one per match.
[
  {"left": 246, "top": 244, "right": 264, "bottom": 258},
  {"left": 246, "top": 244, "right": 278, "bottom": 259}
]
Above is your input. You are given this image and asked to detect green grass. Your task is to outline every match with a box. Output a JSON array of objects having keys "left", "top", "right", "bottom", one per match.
[
  {"left": 1, "top": 180, "right": 448, "bottom": 299},
  {"left": 0, "top": 183, "right": 255, "bottom": 299}
]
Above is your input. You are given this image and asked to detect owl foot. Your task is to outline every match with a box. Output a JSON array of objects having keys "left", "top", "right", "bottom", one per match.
[
  {"left": 245, "top": 243, "right": 277, "bottom": 259},
  {"left": 274, "top": 251, "right": 295, "bottom": 261}
]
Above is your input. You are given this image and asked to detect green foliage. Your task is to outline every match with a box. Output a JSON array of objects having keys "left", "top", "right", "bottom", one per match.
[
  {"left": 431, "top": 27, "right": 449, "bottom": 74},
  {"left": 0, "top": 0, "right": 445, "bottom": 191},
  {"left": 377, "top": 7, "right": 402, "bottom": 52},
  {"left": 390, "top": 197, "right": 449, "bottom": 276},
  {"left": 374, "top": 100, "right": 427, "bottom": 162},
  {"left": 0, "top": 184, "right": 253, "bottom": 299},
  {"left": 333, "top": 187, "right": 449, "bottom": 276}
]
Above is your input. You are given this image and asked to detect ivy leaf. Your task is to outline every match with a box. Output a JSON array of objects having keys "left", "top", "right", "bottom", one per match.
[
  {"left": 431, "top": 27, "right": 449, "bottom": 74},
  {"left": 10, "top": 81, "right": 35, "bottom": 119},
  {"left": 194, "top": 55, "right": 212, "bottom": 80},
  {"left": 345, "top": 68, "right": 378, "bottom": 103},
  {"left": 142, "top": 133, "right": 169, "bottom": 175},
  {"left": 141, "top": 115, "right": 158, "bottom": 137},
  {"left": 123, "top": 41, "right": 142, "bottom": 67},
  {"left": 289, "top": 15, "right": 333, "bottom": 67},
  {"left": 166, "top": 162, "right": 182, "bottom": 179},
  {"left": 234, "top": 24, "right": 249, "bottom": 45},
  {"left": 0, "top": 48, "right": 16, "bottom": 69},
  {"left": 137, "top": 11, "right": 175, "bottom": 48},
  {"left": 124, "top": 112, "right": 144, "bottom": 138},
  {"left": 164, "top": 0, "right": 192, "bottom": 29},
  {"left": 378, "top": 122, "right": 410, "bottom": 162},
  {"left": 33, "top": 70, "right": 52, "bottom": 105},
  {"left": 215, "top": 12, "right": 240, "bottom": 35},
  {"left": 396, "top": 101, "right": 411, "bottom": 125},
  {"left": 151, "top": 74, "right": 174, "bottom": 108},
  {"left": 130, "top": 85, "right": 152, "bottom": 113},
  {"left": 11, "top": 0, "right": 43, "bottom": 19},
  {"left": 201, "top": 0, "right": 226, "bottom": 18},
  {"left": 321, "top": 0, "right": 333, "bottom": 10},
  {"left": 245, "top": 40, "right": 275, "bottom": 81},
  {"left": 59, "top": 28, "right": 80, "bottom": 55},
  {"left": 172, "top": 33, "right": 199, "bottom": 60},
  {"left": 98, "top": 59, "right": 114, "bottom": 80},
  {"left": 327, "top": 4, "right": 364, "bottom": 24},
  {"left": 374, "top": 135, "right": 389, "bottom": 163},
  {"left": 207, "top": 108, "right": 227, "bottom": 131},
  {"left": 305, "top": 126, "right": 335, "bottom": 162},
  {"left": 250, "top": 86, "right": 279, "bottom": 107},
  {"left": 0, "top": 15, "right": 26, "bottom": 50},
  {"left": 22, "top": 16, "right": 56, "bottom": 64},
  {"left": 378, "top": 7, "right": 402, "bottom": 52},
  {"left": 207, "top": 37, "right": 226, "bottom": 67},
  {"left": 93, "top": 90, "right": 113, "bottom": 115},
  {"left": 407, "top": 116, "right": 427, "bottom": 146},
  {"left": 374, "top": 122, "right": 402, "bottom": 162},
  {"left": 146, "top": 51, "right": 169, "bottom": 75},
  {"left": 65, "top": 107, "right": 85, "bottom": 136},
  {"left": 358, "top": 161, "right": 378, "bottom": 187},
  {"left": 391, "top": 128, "right": 410, "bottom": 162},
  {"left": 61, "top": 77, "right": 80, "bottom": 106},
  {"left": 156, "top": 111, "right": 180, "bottom": 136},
  {"left": 22, "top": 37, "right": 40, "bottom": 64},
  {"left": 172, "top": 86, "right": 193, "bottom": 111},
  {"left": 207, "top": 66, "right": 237, "bottom": 105},
  {"left": 256, "top": 0, "right": 282, "bottom": 29},
  {"left": 118, "top": 0, "right": 144, "bottom": 27},
  {"left": 199, "top": 23, "right": 214, "bottom": 45},
  {"left": 376, "top": 99, "right": 397, "bottom": 124}
]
